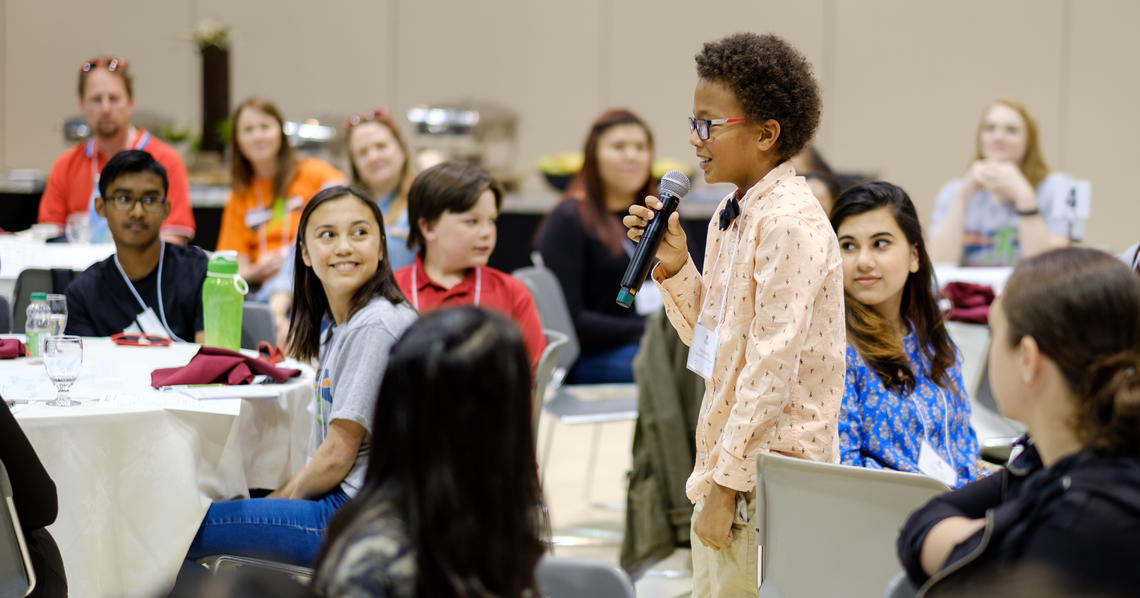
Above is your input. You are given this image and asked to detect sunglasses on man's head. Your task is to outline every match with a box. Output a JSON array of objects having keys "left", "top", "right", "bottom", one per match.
[
  {"left": 344, "top": 109, "right": 391, "bottom": 130},
  {"left": 80, "top": 57, "right": 127, "bottom": 73}
]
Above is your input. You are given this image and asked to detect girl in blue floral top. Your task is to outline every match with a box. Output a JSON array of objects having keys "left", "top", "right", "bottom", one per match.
[{"left": 831, "top": 181, "right": 983, "bottom": 488}]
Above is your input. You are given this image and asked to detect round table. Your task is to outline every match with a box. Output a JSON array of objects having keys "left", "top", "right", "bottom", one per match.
[
  {"left": 2, "top": 337, "right": 314, "bottom": 598},
  {"left": 0, "top": 236, "right": 115, "bottom": 303}
]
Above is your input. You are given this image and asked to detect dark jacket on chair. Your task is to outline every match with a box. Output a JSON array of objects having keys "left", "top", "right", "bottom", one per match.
[
  {"left": 897, "top": 436, "right": 1140, "bottom": 597},
  {"left": 620, "top": 309, "right": 704, "bottom": 577}
]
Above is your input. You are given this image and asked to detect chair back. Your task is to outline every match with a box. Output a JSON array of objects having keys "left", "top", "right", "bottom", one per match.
[
  {"left": 241, "top": 303, "right": 278, "bottom": 350},
  {"left": 512, "top": 259, "right": 580, "bottom": 370},
  {"left": 0, "top": 461, "right": 36, "bottom": 598},
  {"left": 0, "top": 297, "right": 10, "bottom": 334},
  {"left": 755, "top": 452, "right": 948, "bottom": 598},
  {"left": 944, "top": 321, "right": 1024, "bottom": 445},
  {"left": 536, "top": 556, "right": 634, "bottom": 598},
  {"left": 534, "top": 330, "right": 568, "bottom": 435},
  {"left": 11, "top": 269, "right": 55, "bottom": 333}
]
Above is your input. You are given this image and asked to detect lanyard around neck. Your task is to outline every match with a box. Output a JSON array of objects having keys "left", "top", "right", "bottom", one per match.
[
  {"left": 112, "top": 240, "right": 183, "bottom": 342},
  {"left": 411, "top": 265, "right": 482, "bottom": 310},
  {"left": 88, "top": 130, "right": 149, "bottom": 184}
]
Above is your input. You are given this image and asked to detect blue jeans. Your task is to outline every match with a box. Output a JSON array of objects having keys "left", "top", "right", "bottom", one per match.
[
  {"left": 185, "top": 487, "right": 350, "bottom": 566},
  {"left": 566, "top": 342, "right": 640, "bottom": 384}
]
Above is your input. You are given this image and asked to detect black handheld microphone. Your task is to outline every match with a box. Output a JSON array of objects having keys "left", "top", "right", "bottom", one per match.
[{"left": 616, "top": 170, "right": 691, "bottom": 308}]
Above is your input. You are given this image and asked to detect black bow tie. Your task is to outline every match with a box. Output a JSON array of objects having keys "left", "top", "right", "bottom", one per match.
[{"left": 718, "top": 197, "right": 741, "bottom": 231}]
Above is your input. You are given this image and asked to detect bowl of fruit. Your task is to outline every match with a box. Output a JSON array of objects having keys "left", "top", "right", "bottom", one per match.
[{"left": 537, "top": 152, "right": 584, "bottom": 191}]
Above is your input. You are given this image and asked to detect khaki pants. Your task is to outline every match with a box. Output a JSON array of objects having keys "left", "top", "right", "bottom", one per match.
[{"left": 690, "top": 489, "right": 758, "bottom": 598}]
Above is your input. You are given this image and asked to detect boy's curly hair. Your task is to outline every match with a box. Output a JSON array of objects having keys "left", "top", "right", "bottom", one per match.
[{"left": 695, "top": 33, "right": 821, "bottom": 161}]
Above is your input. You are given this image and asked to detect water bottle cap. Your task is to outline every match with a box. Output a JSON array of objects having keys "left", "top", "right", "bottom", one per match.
[
  {"left": 207, "top": 255, "right": 239, "bottom": 275},
  {"left": 30, "top": 292, "right": 48, "bottom": 301}
]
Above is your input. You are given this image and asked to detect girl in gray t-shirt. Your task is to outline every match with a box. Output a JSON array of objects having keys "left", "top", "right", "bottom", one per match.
[{"left": 187, "top": 184, "right": 415, "bottom": 567}]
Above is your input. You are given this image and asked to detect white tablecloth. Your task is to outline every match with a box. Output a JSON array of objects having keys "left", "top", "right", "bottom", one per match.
[
  {"left": 0, "top": 236, "right": 115, "bottom": 303},
  {"left": 2, "top": 337, "right": 314, "bottom": 598}
]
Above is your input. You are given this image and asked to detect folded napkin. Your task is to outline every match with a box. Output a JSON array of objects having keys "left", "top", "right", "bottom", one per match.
[
  {"left": 942, "top": 281, "right": 995, "bottom": 324},
  {"left": 0, "top": 339, "right": 27, "bottom": 359},
  {"left": 150, "top": 346, "right": 301, "bottom": 388}
]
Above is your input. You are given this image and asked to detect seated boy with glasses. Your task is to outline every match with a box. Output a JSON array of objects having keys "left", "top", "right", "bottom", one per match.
[{"left": 65, "top": 150, "right": 208, "bottom": 342}]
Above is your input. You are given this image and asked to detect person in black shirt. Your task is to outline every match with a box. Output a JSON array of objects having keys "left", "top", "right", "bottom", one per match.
[
  {"left": 536, "top": 109, "right": 657, "bottom": 383},
  {"left": 64, "top": 150, "right": 207, "bottom": 342},
  {"left": 896, "top": 248, "right": 1140, "bottom": 597},
  {"left": 2, "top": 399, "right": 67, "bottom": 597}
]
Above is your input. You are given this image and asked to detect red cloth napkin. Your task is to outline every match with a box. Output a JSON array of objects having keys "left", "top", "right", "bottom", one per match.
[
  {"left": 0, "top": 339, "right": 27, "bottom": 359},
  {"left": 942, "top": 281, "right": 995, "bottom": 324},
  {"left": 150, "top": 346, "right": 301, "bottom": 388}
]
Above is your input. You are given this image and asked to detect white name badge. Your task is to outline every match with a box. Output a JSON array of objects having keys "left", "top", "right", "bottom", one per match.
[
  {"left": 244, "top": 208, "right": 273, "bottom": 230},
  {"left": 686, "top": 324, "right": 718, "bottom": 380},
  {"left": 919, "top": 439, "right": 958, "bottom": 488},
  {"left": 634, "top": 282, "right": 664, "bottom": 316},
  {"left": 134, "top": 307, "right": 168, "bottom": 337}
]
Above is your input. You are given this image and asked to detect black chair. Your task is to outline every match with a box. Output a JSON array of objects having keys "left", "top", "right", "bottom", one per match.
[
  {"left": 0, "top": 297, "right": 10, "bottom": 335},
  {"left": 11, "top": 269, "right": 76, "bottom": 333}
]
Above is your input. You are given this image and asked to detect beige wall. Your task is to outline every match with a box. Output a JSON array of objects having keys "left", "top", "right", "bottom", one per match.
[{"left": 2, "top": 0, "right": 1136, "bottom": 251}]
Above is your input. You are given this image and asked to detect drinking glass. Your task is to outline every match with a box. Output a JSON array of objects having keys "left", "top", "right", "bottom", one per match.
[
  {"left": 46, "top": 294, "right": 68, "bottom": 336},
  {"left": 43, "top": 336, "right": 83, "bottom": 407},
  {"left": 65, "top": 213, "right": 91, "bottom": 244}
]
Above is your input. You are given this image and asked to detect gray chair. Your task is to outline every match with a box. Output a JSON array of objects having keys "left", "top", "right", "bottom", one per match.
[
  {"left": 755, "top": 452, "right": 949, "bottom": 598},
  {"left": 943, "top": 321, "right": 1024, "bottom": 463},
  {"left": 512, "top": 257, "right": 637, "bottom": 505},
  {"left": 534, "top": 330, "right": 569, "bottom": 437},
  {"left": 241, "top": 302, "right": 278, "bottom": 351},
  {"left": 0, "top": 297, "right": 9, "bottom": 335},
  {"left": 1, "top": 461, "right": 36, "bottom": 598},
  {"left": 536, "top": 556, "right": 635, "bottom": 598}
]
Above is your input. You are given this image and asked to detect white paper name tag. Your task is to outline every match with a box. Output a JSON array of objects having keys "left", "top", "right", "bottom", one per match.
[
  {"left": 134, "top": 307, "right": 168, "bottom": 337},
  {"left": 686, "top": 324, "right": 718, "bottom": 379},
  {"left": 244, "top": 208, "right": 273, "bottom": 230},
  {"left": 919, "top": 439, "right": 958, "bottom": 488}
]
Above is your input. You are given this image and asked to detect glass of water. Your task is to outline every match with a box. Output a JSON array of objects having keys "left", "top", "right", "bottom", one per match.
[
  {"left": 43, "top": 336, "right": 83, "bottom": 407},
  {"left": 45, "top": 294, "right": 68, "bottom": 336},
  {"left": 65, "top": 213, "right": 91, "bottom": 244}
]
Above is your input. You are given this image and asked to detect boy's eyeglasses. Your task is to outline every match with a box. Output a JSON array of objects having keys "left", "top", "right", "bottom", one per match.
[
  {"left": 81, "top": 57, "right": 127, "bottom": 73},
  {"left": 344, "top": 108, "right": 391, "bottom": 130},
  {"left": 107, "top": 194, "right": 166, "bottom": 212},
  {"left": 689, "top": 116, "right": 746, "bottom": 141}
]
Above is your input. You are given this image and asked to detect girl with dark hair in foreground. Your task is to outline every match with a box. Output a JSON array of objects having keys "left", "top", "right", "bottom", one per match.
[{"left": 313, "top": 307, "right": 546, "bottom": 597}]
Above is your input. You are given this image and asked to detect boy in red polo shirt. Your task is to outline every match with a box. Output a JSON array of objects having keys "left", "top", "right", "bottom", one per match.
[
  {"left": 394, "top": 162, "right": 545, "bottom": 369},
  {"left": 38, "top": 56, "right": 195, "bottom": 244}
]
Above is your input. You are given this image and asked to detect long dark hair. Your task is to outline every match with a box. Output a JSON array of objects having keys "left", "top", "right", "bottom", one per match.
[
  {"left": 830, "top": 181, "right": 956, "bottom": 395},
  {"left": 999, "top": 248, "right": 1140, "bottom": 457},
  {"left": 317, "top": 307, "right": 546, "bottom": 596},
  {"left": 230, "top": 97, "right": 298, "bottom": 201},
  {"left": 562, "top": 109, "right": 656, "bottom": 255},
  {"left": 285, "top": 185, "right": 408, "bottom": 361}
]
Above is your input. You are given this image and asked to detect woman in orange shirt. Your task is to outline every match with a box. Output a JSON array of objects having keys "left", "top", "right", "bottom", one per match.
[{"left": 216, "top": 97, "right": 343, "bottom": 291}]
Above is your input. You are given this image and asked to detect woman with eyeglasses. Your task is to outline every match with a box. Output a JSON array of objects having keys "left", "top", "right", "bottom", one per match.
[
  {"left": 344, "top": 109, "right": 417, "bottom": 271},
  {"left": 535, "top": 109, "right": 657, "bottom": 383}
]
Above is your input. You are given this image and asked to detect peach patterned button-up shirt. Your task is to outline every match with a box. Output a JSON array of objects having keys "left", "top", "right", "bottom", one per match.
[{"left": 652, "top": 162, "right": 845, "bottom": 503}]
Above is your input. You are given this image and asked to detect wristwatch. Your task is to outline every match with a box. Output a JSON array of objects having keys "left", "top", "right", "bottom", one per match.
[{"left": 1015, "top": 206, "right": 1040, "bottom": 217}]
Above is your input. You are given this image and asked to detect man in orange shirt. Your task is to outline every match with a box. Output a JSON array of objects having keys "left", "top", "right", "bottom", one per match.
[{"left": 37, "top": 57, "right": 195, "bottom": 244}]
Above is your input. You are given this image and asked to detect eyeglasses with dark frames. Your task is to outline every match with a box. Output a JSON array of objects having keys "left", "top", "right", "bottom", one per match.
[
  {"left": 689, "top": 116, "right": 746, "bottom": 141},
  {"left": 106, "top": 193, "right": 166, "bottom": 212}
]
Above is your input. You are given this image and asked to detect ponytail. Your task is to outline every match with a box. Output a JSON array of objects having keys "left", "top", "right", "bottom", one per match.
[{"left": 1076, "top": 350, "right": 1140, "bottom": 458}]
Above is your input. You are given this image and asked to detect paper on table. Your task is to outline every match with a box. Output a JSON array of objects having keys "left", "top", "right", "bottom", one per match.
[{"left": 163, "top": 385, "right": 285, "bottom": 400}]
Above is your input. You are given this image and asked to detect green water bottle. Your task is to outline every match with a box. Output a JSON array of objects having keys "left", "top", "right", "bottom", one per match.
[{"left": 202, "top": 254, "right": 249, "bottom": 350}]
